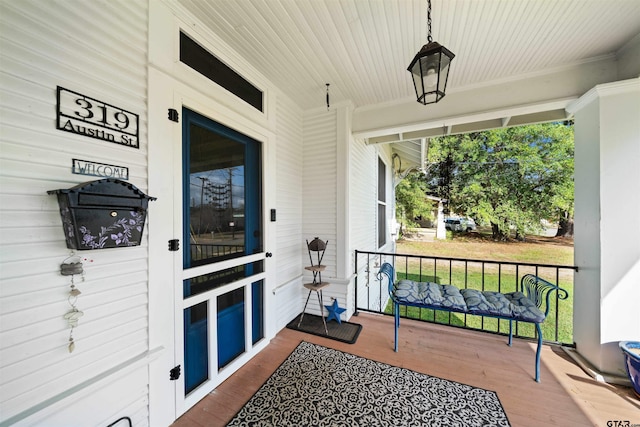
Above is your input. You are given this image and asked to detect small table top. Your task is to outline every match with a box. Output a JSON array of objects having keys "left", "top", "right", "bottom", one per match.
[{"left": 303, "top": 282, "right": 330, "bottom": 291}]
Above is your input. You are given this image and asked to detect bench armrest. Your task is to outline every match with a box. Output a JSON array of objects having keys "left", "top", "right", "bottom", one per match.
[
  {"left": 378, "top": 262, "right": 396, "bottom": 298},
  {"left": 520, "top": 274, "right": 569, "bottom": 318}
]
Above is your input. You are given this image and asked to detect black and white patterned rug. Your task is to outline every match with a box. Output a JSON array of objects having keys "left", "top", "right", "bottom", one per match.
[{"left": 227, "top": 341, "right": 511, "bottom": 426}]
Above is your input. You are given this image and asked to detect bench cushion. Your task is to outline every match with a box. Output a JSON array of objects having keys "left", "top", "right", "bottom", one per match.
[
  {"left": 394, "top": 280, "right": 546, "bottom": 323},
  {"left": 395, "top": 280, "right": 467, "bottom": 311},
  {"left": 460, "top": 289, "right": 513, "bottom": 317},
  {"left": 460, "top": 290, "right": 545, "bottom": 322},
  {"left": 504, "top": 291, "right": 546, "bottom": 323}
]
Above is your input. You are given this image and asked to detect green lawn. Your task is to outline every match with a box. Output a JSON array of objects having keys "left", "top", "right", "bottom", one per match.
[{"left": 384, "top": 232, "right": 575, "bottom": 344}]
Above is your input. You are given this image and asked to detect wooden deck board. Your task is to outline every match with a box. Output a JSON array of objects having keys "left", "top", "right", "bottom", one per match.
[{"left": 172, "top": 313, "right": 639, "bottom": 427}]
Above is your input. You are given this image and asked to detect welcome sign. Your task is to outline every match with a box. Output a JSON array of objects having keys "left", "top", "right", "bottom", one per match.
[
  {"left": 72, "top": 159, "right": 129, "bottom": 180},
  {"left": 56, "top": 86, "right": 139, "bottom": 148}
]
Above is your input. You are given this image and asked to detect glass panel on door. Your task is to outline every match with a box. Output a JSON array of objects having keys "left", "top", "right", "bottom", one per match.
[{"left": 184, "top": 118, "right": 261, "bottom": 268}]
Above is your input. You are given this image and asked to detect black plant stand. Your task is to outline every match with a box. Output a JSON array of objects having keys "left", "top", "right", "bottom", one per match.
[{"left": 298, "top": 237, "right": 329, "bottom": 334}]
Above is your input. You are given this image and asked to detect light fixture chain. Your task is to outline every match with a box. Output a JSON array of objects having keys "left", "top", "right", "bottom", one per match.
[
  {"left": 427, "top": 0, "right": 433, "bottom": 43},
  {"left": 409, "top": 0, "right": 454, "bottom": 105}
]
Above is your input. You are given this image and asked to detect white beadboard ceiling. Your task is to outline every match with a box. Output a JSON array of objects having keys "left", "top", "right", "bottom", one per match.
[{"left": 178, "top": 0, "right": 640, "bottom": 112}]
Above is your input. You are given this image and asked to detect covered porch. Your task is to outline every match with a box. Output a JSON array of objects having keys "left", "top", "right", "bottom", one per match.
[
  {"left": 1, "top": 1, "right": 639, "bottom": 425},
  {"left": 173, "top": 313, "right": 638, "bottom": 426}
]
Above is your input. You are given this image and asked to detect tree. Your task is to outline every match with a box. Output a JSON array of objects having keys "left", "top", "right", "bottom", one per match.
[
  {"left": 556, "top": 211, "right": 574, "bottom": 237},
  {"left": 426, "top": 123, "right": 574, "bottom": 240},
  {"left": 395, "top": 171, "right": 434, "bottom": 235}
]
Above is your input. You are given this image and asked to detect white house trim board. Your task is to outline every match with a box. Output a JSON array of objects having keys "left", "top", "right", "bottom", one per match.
[
  {"left": 355, "top": 97, "right": 577, "bottom": 141},
  {"left": 147, "top": 1, "right": 287, "bottom": 422},
  {"left": 147, "top": 67, "right": 180, "bottom": 427},
  {"left": 147, "top": 77, "right": 277, "bottom": 425},
  {"left": 566, "top": 78, "right": 640, "bottom": 114},
  {"left": 153, "top": 0, "right": 275, "bottom": 129},
  {"left": 147, "top": 77, "right": 280, "bottom": 420},
  {"left": 336, "top": 103, "right": 353, "bottom": 281}
]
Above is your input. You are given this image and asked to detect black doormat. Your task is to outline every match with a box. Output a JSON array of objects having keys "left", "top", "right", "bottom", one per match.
[{"left": 286, "top": 313, "right": 362, "bottom": 344}]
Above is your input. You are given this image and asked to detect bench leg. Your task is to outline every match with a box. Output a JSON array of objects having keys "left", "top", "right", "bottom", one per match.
[
  {"left": 508, "top": 320, "right": 513, "bottom": 346},
  {"left": 535, "top": 323, "right": 542, "bottom": 382},
  {"left": 394, "top": 302, "right": 399, "bottom": 352}
]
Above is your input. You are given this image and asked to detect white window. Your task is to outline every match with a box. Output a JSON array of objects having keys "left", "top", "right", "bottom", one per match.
[{"left": 378, "top": 157, "right": 386, "bottom": 248}]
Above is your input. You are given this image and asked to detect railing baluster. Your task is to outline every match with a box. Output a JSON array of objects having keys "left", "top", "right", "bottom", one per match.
[
  {"left": 464, "top": 261, "right": 468, "bottom": 327},
  {"left": 377, "top": 255, "right": 382, "bottom": 312},
  {"left": 433, "top": 257, "right": 436, "bottom": 283},
  {"left": 481, "top": 262, "right": 485, "bottom": 330},
  {"left": 367, "top": 253, "right": 371, "bottom": 311},
  {"left": 354, "top": 250, "right": 359, "bottom": 315},
  {"left": 515, "top": 264, "right": 520, "bottom": 337},
  {"left": 555, "top": 267, "right": 560, "bottom": 342},
  {"left": 498, "top": 263, "right": 502, "bottom": 334}
]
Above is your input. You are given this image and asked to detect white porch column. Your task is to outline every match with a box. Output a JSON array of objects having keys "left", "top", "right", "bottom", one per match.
[
  {"left": 336, "top": 102, "right": 353, "bottom": 280},
  {"left": 568, "top": 78, "right": 640, "bottom": 376},
  {"left": 436, "top": 202, "right": 447, "bottom": 240}
]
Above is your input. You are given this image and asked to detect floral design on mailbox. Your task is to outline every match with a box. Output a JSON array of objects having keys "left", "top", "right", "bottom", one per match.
[{"left": 48, "top": 178, "right": 156, "bottom": 250}]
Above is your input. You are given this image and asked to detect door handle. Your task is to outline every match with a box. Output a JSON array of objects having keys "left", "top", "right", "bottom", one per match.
[{"left": 266, "top": 252, "right": 273, "bottom": 258}]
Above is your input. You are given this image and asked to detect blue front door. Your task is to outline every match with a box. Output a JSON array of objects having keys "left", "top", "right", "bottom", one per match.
[{"left": 181, "top": 108, "right": 265, "bottom": 397}]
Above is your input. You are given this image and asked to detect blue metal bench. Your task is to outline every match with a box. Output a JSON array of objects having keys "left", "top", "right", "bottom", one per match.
[{"left": 377, "top": 262, "right": 569, "bottom": 382}]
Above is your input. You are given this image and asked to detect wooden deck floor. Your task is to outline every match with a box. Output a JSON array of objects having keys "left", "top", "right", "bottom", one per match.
[{"left": 172, "top": 313, "right": 639, "bottom": 426}]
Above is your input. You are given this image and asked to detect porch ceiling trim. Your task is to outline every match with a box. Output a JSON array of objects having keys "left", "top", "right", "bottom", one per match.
[{"left": 355, "top": 97, "right": 576, "bottom": 143}]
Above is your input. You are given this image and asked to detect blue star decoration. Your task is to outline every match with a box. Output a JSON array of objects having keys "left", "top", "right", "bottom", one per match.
[{"left": 325, "top": 299, "right": 346, "bottom": 324}]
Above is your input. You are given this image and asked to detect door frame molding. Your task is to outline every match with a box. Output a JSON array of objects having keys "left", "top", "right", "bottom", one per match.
[{"left": 148, "top": 3, "right": 278, "bottom": 420}]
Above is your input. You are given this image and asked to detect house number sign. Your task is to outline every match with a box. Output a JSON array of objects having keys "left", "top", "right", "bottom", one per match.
[{"left": 56, "top": 86, "right": 139, "bottom": 149}]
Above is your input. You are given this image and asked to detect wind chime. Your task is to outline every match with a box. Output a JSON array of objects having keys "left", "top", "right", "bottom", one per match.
[{"left": 60, "top": 254, "right": 89, "bottom": 353}]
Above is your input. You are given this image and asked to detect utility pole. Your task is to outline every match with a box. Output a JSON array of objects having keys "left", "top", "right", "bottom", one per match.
[{"left": 198, "top": 176, "right": 208, "bottom": 236}]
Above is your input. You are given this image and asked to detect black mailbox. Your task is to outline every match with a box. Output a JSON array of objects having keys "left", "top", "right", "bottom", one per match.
[{"left": 48, "top": 178, "right": 156, "bottom": 250}]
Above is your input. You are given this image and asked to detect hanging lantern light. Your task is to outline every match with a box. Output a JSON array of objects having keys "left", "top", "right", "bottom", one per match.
[{"left": 408, "top": 0, "right": 455, "bottom": 104}]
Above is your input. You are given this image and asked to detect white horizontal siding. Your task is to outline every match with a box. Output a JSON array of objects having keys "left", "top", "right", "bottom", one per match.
[
  {"left": 275, "top": 96, "right": 304, "bottom": 284},
  {"left": 0, "top": 0, "right": 150, "bottom": 425},
  {"left": 302, "top": 110, "right": 337, "bottom": 281},
  {"left": 299, "top": 110, "right": 337, "bottom": 317},
  {"left": 0, "top": 1, "right": 147, "bottom": 102},
  {"left": 350, "top": 138, "right": 384, "bottom": 312},
  {"left": 350, "top": 138, "right": 377, "bottom": 257}
]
